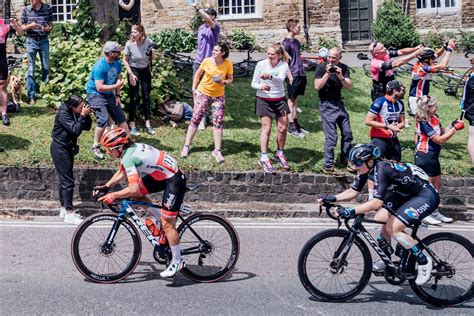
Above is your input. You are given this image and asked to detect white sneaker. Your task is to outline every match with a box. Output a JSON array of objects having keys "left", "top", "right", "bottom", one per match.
[
  {"left": 160, "top": 260, "right": 185, "bottom": 278},
  {"left": 59, "top": 207, "right": 67, "bottom": 219},
  {"left": 415, "top": 257, "right": 433, "bottom": 285},
  {"left": 64, "top": 212, "right": 83, "bottom": 225},
  {"left": 197, "top": 119, "right": 206, "bottom": 131},
  {"left": 423, "top": 215, "right": 442, "bottom": 225},
  {"left": 296, "top": 107, "right": 303, "bottom": 113},
  {"left": 430, "top": 212, "right": 453, "bottom": 223},
  {"left": 372, "top": 260, "right": 386, "bottom": 272}
]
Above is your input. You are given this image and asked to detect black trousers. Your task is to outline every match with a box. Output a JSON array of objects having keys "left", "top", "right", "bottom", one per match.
[
  {"left": 50, "top": 141, "right": 75, "bottom": 210},
  {"left": 128, "top": 66, "right": 152, "bottom": 121}
]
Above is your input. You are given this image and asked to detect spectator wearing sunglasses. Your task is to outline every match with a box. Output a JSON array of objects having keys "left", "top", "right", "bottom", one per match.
[{"left": 369, "top": 41, "right": 423, "bottom": 101}]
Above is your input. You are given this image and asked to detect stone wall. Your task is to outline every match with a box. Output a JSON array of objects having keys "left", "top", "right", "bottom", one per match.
[{"left": 0, "top": 166, "right": 473, "bottom": 219}]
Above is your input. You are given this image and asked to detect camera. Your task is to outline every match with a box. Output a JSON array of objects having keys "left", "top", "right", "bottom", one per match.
[{"left": 328, "top": 65, "right": 337, "bottom": 73}]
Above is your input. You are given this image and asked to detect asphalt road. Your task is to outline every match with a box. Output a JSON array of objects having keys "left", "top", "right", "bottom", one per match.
[{"left": 1, "top": 217, "right": 472, "bottom": 315}]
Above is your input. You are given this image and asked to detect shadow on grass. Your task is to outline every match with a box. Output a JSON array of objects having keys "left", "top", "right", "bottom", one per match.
[
  {"left": 0, "top": 133, "right": 31, "bottom": 150},
  {"left": 285, "top": 146, "right": 323, "bottom": 171},
  {"left": 13, "top": 104, "right": 57, "bottom": 117}
]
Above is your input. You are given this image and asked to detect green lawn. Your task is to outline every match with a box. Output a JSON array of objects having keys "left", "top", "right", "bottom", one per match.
[{"left": 1, "top": 68, "right": 472, "bottom": 176}]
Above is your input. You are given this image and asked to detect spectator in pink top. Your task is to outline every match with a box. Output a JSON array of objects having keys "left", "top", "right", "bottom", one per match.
[{"left": 369, "top": 41, "right": 423, "bottom": 101}]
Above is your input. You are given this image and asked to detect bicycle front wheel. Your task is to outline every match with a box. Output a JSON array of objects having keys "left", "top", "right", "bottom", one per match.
[
  {"left": 178, "top": 213, "right": 240, "bottom": 283},
  {"left": 298, "top": 229, "right": 372, "bottom": 302},
  {"left": 71, "top": 212, "right": 142, "bottom": 283},
  {"left": 408, "top": 232, "right": 473, "bottom": 307}
]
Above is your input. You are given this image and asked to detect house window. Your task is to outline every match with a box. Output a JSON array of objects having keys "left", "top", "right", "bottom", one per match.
[
  {"left": 416, "top": 0, "right": 458, "bottom": 13},
  {"left": 217, "top": 0, "right": 262, "bottom": 20},
  {"left": 50, "top": 0, "right": 78, "bottom": 22}
]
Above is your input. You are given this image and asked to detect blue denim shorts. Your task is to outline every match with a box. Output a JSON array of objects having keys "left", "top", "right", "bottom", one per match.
[{"left": 87, "top": 94, "right": 126, "bottom": 128}]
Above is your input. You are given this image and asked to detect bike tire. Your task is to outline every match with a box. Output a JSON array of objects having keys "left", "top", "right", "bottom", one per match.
[
  {"left": 178, "top": 213, "right": 240, "bottom": 283},
  {"left": 298, "top": 229, "right": 372, "bottom": 302},
  {"left": 233, "top": 61, "right": 249, "bottom": 78},
  {"left": 362, "top": 63, "right": 372, "bottom": 78},
  {"left": 71, "top": 212, "right": 142, "bottom": 283},
  {"left": 408, "top": 232, "right": 473, "bottom": 307}
]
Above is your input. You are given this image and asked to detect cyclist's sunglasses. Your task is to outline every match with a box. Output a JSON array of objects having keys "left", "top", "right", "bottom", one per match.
[
  {"left": 105, "top": 145, "right": 123, "bottom": 154},
  {"left": 352, "top": 160, "right": 364, "bottom": 168}
]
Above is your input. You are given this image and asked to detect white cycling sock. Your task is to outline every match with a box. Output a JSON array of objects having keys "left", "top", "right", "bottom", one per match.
[
  {"left": 368, "top": 189, "right": 374, "bottom": 200},
  {"left": 171, "top": 245, "right": 182, "bottom": 263},
  {"left": 261, "top": 153, "right": 269, "bottom": 161}
]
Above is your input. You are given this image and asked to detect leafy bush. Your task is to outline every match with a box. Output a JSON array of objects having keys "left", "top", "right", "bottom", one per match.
[
  {"left": 371, "top": 0, "right": 420, "bottom": 49},
  {"left": 459, "top": 30, "right": 474, "bottom": 52},
  {"left": 229, "top": 28, "right": 256, "bottom": 51},
  {"left": 12, "top": 34, "right": 25, "bottom": 52},
  {"left": 190, "top": 14, "right": 203, "bottom": 32},
  {"left": 421, "top": 31, "right": 455, "bottom": 50},
  {"left": 149, "top": 29, "right": 197, "bottom": 52},
  {"left": 316, "top": 36, "right": 338, "bottom": 50}
]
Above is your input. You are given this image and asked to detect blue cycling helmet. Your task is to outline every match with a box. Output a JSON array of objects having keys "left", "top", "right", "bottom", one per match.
[
  {"left": 418, "top": 48, "right": 436, "bottom": 61},
  {"left": 348, "top": 144, "right": 381, "bottom": 167}
]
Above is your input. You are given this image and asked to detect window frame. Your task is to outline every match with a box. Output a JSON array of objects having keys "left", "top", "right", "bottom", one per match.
[
  {"left": 416, "top": 0, "right": 459, "bottom": 14},
  {"left": 217, "top": 0, "right": 263, "bottom": 21},
  {"left": 49, "top": 0, "right": 78, "bottom": 23}
]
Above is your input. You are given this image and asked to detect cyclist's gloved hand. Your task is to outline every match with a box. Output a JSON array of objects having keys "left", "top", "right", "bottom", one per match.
[
  {"left": 93, "top": 185, "right": 109, "bottom": 197},
  {"left": 98, "top": 192, "right": 117, "bottom": 204},
  {"left": 336, "top": 206, "right": 356, "bottom": 219},
  {"left": 320, "top": 195, "right": 337, "bottom": 204},
  {"left": 451, "top": 119, "right": 465, "bottom": 131}
]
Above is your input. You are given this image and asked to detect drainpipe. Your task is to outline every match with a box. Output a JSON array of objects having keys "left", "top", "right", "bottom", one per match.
[
  {"left": 5, "top": 0, "right": 12, "bottom": 18},
  {"left": 303, "top": 0, "right": 310, "bottom": 45}
]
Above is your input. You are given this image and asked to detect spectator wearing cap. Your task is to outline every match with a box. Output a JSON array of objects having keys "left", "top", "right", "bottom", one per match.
[
  {"left": 369, "top": 41, "right": 423, "bottom": 101},
  {"left": 21, "top": 0, "right": 53, "bottom": 105},
  {"left": 408, "top": 39, "right": 455, "bottom": 116},
  {"left": 86, "top": 41, "right": 129, "bottom": 160},
  {"left": 414, "top": 95, "right": 464, "bottom": 225},
  {"left": 364, "top": 79, "right": 406, "bottom": 200},
  {"left": 314, "top": 47, "right": 354, "bottom": 175}
]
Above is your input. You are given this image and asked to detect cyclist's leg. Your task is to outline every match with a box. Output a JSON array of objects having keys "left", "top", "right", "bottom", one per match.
[
  {"left": 385, "top": 185, "right": 440, "bottom": 285},
  {"left": 466, "top": 113, "right": 474, "bottom": 164}
]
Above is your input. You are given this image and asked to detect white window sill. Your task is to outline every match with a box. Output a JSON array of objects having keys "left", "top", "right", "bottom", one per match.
[
  {"left": 218, "top": 15, "right": 263, "bottom": 21},
  {"left": 416, "top": 8, "right": 459, "bottom": 15}
]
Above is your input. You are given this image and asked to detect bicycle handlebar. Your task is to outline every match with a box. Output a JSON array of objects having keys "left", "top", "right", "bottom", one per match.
[{"left": 319, "top": 201, "right": 360, "bottom": 234}]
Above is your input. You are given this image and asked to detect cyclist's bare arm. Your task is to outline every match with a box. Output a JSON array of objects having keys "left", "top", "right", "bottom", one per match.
[
  {"left": 392, "top": 48, "right": 423, "bottom": 68},
  {"left": 352, "top": 198, "right": 384, "bottom": 215},
  {"left": 334, "top": 188, "right": 359, "bottom": 202},
  {"left": 104, "top": 168, "right": 127, "bottom": 189},
  {"left": 397, "top": 45, "right": 422, "bottom": 56}
]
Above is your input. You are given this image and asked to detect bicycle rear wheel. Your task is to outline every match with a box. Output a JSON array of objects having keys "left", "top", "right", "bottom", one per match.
[
  {"left": 71, "top": 212, "right": 142, "bottom": 283},
  {"left": 298, "top": 229, "right": 372, "bottom": 302},
  {"left": 178, "top": 213, "right": 240, "bottom": 283},
  {"left": 408, "top": 232, "right": 473, "bottom": 307}
]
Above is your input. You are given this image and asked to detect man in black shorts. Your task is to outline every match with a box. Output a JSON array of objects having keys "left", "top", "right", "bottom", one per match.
[
  {"left": 283, "top": 18, "right": 308, "bottom": 138},
  {"left": 319, "top": 144, "right": 439, "bottom": 285},
  {"left": 314, "top": 47, "right": 354, "bottom": 174}
]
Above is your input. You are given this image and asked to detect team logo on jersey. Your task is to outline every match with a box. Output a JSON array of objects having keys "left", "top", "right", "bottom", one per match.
[
  {"left": 404, "top": 207, "right": 420, "bottom": 220},
  {"left": 393, "top": 163, "right": 407, "bottom": 172}
]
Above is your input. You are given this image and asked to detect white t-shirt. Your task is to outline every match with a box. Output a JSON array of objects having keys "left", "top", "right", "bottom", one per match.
[
  {"left": 124, "top": 38, "right": 153, "bottom": 69},
  {"left": 251, "top": 59, "right": 290, "bottom": 99}
]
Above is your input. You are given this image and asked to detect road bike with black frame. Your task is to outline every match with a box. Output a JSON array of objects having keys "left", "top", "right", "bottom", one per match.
[
  {"left": 71, "top": 186, "right": 240, "bottom": 284},
  {"left": 297, "top": 201, "right": 473, "bottom": 307},
  {"left": 233, "top": 47, "right": 261, "bottom": 78},
  {"left": 441, "top": 51, "right": 473, "bottom": 99}
]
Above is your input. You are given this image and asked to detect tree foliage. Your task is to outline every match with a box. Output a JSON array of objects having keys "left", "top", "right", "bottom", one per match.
[{"left": 371, "top": 0, "right": 420, "bottom": 49}]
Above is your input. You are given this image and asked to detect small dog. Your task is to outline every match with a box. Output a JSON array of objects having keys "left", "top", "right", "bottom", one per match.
[{"left": 8, "top": 74, "right": 23, "bottom": 105}]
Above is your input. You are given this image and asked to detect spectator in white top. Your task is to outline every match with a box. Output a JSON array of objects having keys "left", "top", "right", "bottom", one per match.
[{"left": 251, "top": 43, "right": 292, "bottom": 173}]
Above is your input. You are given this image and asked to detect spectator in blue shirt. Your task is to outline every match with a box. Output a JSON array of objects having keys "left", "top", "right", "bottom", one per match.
[
  {"left": 86, "top": 41, "right": 129, "bottom": 160},
  {"left": 20, "top": 0, "right": 53, "bottom": 105}
]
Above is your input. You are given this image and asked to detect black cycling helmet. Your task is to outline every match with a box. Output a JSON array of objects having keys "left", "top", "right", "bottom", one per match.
[
  {"left": 418, "top": 48, "right": 436, "bottom": 61},
  {"left": 205, "top": 8, "right": 217, "bottom": 17},
  {"left": 348, "top": 144, "right": 381, "bottom": 167}
]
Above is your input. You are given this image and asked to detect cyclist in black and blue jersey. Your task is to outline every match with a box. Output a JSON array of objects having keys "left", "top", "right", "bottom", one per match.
[{"left": 319, "top": 143, "right": 439, "bottom": 286}]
